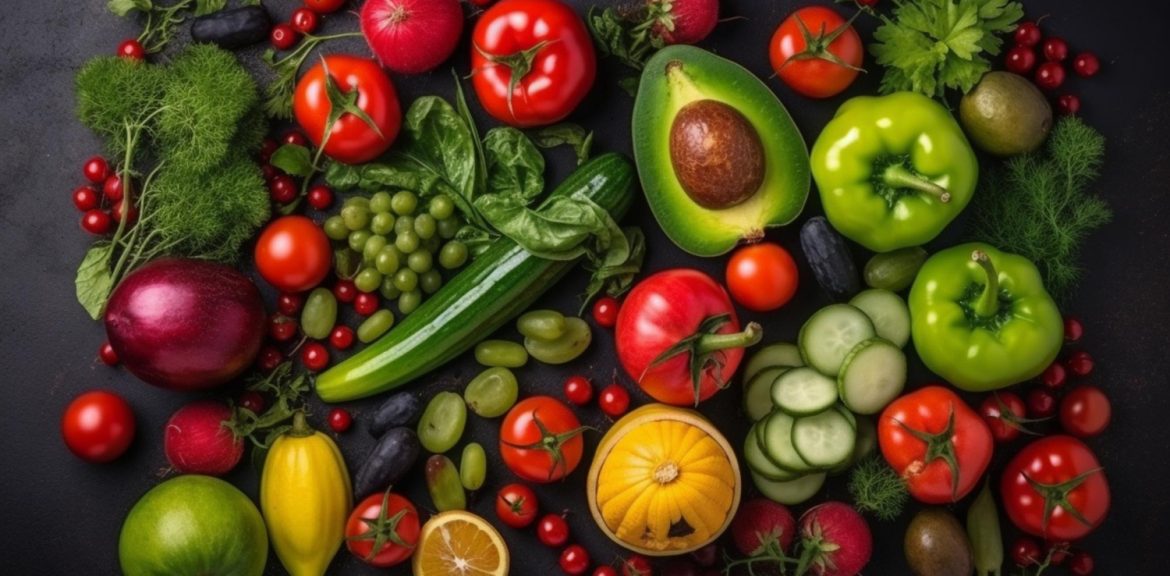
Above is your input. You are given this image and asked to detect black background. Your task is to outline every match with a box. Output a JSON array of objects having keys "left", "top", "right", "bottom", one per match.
[{"left": 2, "top": 0, "right": 1168, "bottom": 574}]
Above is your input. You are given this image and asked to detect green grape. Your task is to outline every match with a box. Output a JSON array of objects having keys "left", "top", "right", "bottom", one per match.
[
  {"left": 347, "top": 230, "right": 371, "bottom": 253},
  {"left": 323, "top": 216, "right": 349, "bottom": 240},
  {"left": 439, "top": 241, "right": 469, "bottom": 269},
  {"left": 423, "top": 235, "right": 442, "bottom": 254},
  {"left": 462, "top": 367, "right": 519, "bottom": 418},
  {"left": 341, "top": 204, "right": 370, "bottom": 231},
  {"left": 379, "top": 277, "right": 402, "bottom": 300},
  {"left": 459, "top": 443, "right": 487, "bottom": 491},
  {"left": 414, "top": 214, "right": 437, "bottom": 240},
  {"left": 398, "top": 290, "right": 422, "bottom": 315},
  {"left": 395, "top": 230, "right": 420, "bottom": 253},
  {"left": 474, "top": 340, "right": 528, "bottom": 368},
  {"left": 393, "top": 268, "right": 418, "bottom": 292},
  {"left": 394, "top": 215, "right": 415, "bottom": 235},
  {"left": 419, "top": 270, "right": 442, "bottom": 294},
  {"left": 437, "top": 217, "right": 461, "bottom": 239},
  {"left": 357, "top": 310, "right": 395, "bottom": 343},
  {"left": 370, "top": 212, "right": 395, "bottom": 235},
  {"left": 391, "top": 190, "right": 418, "bottom": 215},
  {"left": 354, "top": 268, "right": 384, "bottom": 293},
  {"left": 368, "top": 191, "right": 393, "bottom": 214},
  {"left": 524, "top": 317, "right": 593, "bottom": 365},
  {"left": 407, "top": 250, "right": 433, "bottom": 274},
  {"left": 417, "top": 392, "right": 466, "bottom": 454},
  {"left": 375, "top": 247, "right": 400, "bottom": 275},
  {"left": 517, "top": 310, "right": 567, "bottom": 341},
  {"left": 300, "top": 288, "right": 338, "bottom": 340},
  {"left": 362, "top": 235, "right": 388, "bottom": 263},
  {"left": 428, "top": 195, "right": 455, "bottom": 220},
  {"left": 425, "top": 455, "right": 466, "bottom": 512},
  {"left": 343, "top": 196, "right": 369, "bottom": 209}
]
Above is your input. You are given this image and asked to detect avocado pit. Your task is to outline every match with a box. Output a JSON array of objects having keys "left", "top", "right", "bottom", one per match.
[{"left": 668, "top": 99, "right": 765, "bottom": 209}]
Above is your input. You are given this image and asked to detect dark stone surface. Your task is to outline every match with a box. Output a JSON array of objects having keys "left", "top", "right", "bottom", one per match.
[{"left": 1, "top": 0, "right": 1167, "bottom": 574}]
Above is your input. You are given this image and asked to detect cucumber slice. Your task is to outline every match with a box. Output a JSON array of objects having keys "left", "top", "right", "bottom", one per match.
[
  {"left": 762, "top": 410, "right": 812, "bottom": 473},
  {"left": 838, "top": 338, "right": 907, "bottom": 415},
  {"left": 771, "top": 367, "right": 838, "bottom": 416},
  {"left": 744, "top": 424, "right": 799, "bottom": 481},
  {"left": 835, "top": 403, "right": 857, "bottom": 431},
  {"left": 791, "top": 409, "right": 856, "bottom": 469},
  {"left": 828, "top": 414, "right": 874, "bottom": 475},
  {"left": 750, "top": 470, "right": 827, "bottom": 505},
  {"left": 798, "top": 304, "right": 875, "bottom": 376},
  {"left": 849, "top": 289, "right": 911, "bottom": 348},
  {"left": 744, "top": 367, "right": 786, "bottom": 422},
  {"left": 744, "top": 342, "right": 804, "bottom": 382}
]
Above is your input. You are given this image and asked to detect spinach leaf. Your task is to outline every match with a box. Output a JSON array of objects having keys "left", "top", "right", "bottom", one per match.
[
  {"left": 76, "top": 242, "right": 115, "bottom": 320},
  {"left": 531, "top": 124, "right": 594, "bottom": 166},
  {"left": 399, "top": 96, "right": 478, "bottom": 203},
  {"left": 474, "top": 190, "right": 627, "bottom": 262},
  {"left": 583, "top": 227, "right": 645, "bottom": 307},
  {"left": 483, "top": 127, "right": 545, "bottom": 201},
  {"left": 270, "top": 144, "right": 314, "bottom": 178}
]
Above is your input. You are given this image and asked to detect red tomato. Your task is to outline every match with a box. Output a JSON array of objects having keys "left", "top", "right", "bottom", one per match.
[
  {"left": 470, "top": 0, "right": 596, "bottom": 127},
  {"left": 536, "top": 513, "right": 570, "bottom": 547},
  {"left": 61, "top": 391, "right": 136, "bottom": 463},
  {"left": 726, "top": 243, "right": 799, "bottom": 312},
  {"left": 294, "top": 55, "right": 402, "bottom": 165},
  {"left": 978, "top": 392, "right": 1028, "bottom": 443},
  {"left": 599, "top": 384, "right": 630, "bottom": 418},
  {"left": 622, "top": 555, "right": 653, "bottom": 576},
  {"left": 500, "top": 396, "right": 585, "bottom": 482},
  {"left": 1002, "top": 435, "right": 1110, "bottom": 541},
  {"left": 83, "top": 156, "right": 110, "bottom": 183},
  {"left": 616, "top": 269, "right": 759, "bottom": 406},
  {"left": 344, "top": 490, "right": 420, "bottom": 567},
  {"left": 1060, "top": 386, "right": 1111, "bottom": 438},
  {"left": 563, "top": 375, "right": 593, "bottom": 406},
  {"left": 329, "top": 407, "right": 353, "bottom": 433},
  {"left": 591, "top": 296, "right": 619, "bottom": 328},
  {"left": 879, "top": 385, "right": 993, "bottom": 503},
  {"left": 496, "top": 483, "right": 539, "bottom": 528},
  {"left": 117, "top": 39, "right": 146, "bottom": 61},
  {"left": 769, "top": 6, "right": 863, "bottom": 98},
  {"left": 291, "top": 8, "right": 320, "bottom": 34},
  {"left": 305, "top": 0, "right": 347, "bottom": 13},
  {"left": 255, "top": 216, "right": 332, "bottom": 293},
  {"left": 560, "top": 544, "right": 591, "bottom": 575}
]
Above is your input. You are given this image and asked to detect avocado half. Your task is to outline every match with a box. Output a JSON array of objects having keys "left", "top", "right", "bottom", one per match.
[{"left": 633, "top": 45, "right": 810, "bottom": 257}]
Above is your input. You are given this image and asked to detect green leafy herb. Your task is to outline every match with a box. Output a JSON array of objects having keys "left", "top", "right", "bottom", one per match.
[
  {"left": 586, "top": 5, "right": 667, "bottom": 71},
  {"left": 107, "top": 0, "right": 228, "bottom": 54},
  {"left": 75, "top": 57, "right": 164, "bottom": 157},
  {"left": 531, "top": 123, "right": 594, "bottom": 166},
  {"left": 262, "top": 31, "right": 364, "bottom": 119},
  {"left": 484, "top": 127, "right": 546, "bottom": 200},
  {"left": 150, "top": 157, "right": 269, "bottom": 262},
  {"left": 870, "top": 0, "right": 1023, "bottom": 98},
  {"left": 967, "top": 118, "right": 1111, "bottom": 299},
  {"left": 75, "top": 242, "right": 117, "bottom": 320},
  {"left": 848, "top": 455, "right": 909, "bottom": 521},
  {"left": 270, "top": 144, "right": 315, "bottom": 179}
]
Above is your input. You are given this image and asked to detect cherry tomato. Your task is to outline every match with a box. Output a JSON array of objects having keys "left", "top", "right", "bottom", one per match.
[
  {"left": 237, "top": 391, "right": 266, "bottom": 414},
  {"left": 73, "top": 186, "right": 100, "bottom": 212},
  {"left": 1034, "top": 61, "right": 1066, "bottom": 90},
  {"left": 61, "top": 391, "right": 136, "bottom": 463},
  {"left": 496, "top": 483, "right": 539, "bottom": 528},
  {"left": 563, "top": 375, "right": 593, "bottom": 406},
  {"left": 111, "top": 198, "right": 138, "bottom": 226},
  {"left": 591, "top": 296, "right": 619, "bottom": 328},
  {"left": 978, "top": 392, "right": 1028, "bottom": 443},
  {"left": 269, "top": 315, "right": 298, "bottom": 342},
  {"left": 103, "top": 174, "right": 125, "bottom": 202},
  {"left": 471, "top": 0, "right": 597, "bottom": 127},
  {"left": 1040, "top": 362, "right": 1067, "bottom": 389},
  {"left": 1005, "top": 45, "right": 1037, "bottom": 74},
  {"left": 622, "top": 555, "right": 653, "bottom": 576},
  {"left": 354, "top": 291, "right": 380, "bottom": 316},
  {"left": 1073, "top": 52, "right": 1100, "bottom": 78},
  {"left": 1011, "top": 536, "right": 1042, "bottom": 566},
  {"left": 769, "top": 6, "right": 864, "bottom": 98},
  {"left": 1026, "top": 388, "right": 1057, "bottom": 418},
  {"left": 726, "top": 243, "right": 799, "bottom": 311},
  {"left": 301, "top": 341, "right": 330, "bottom": 371},
  {"left": 1069, "top": 551, "right": 1095, "bottom": 575},
  {"left": 83, "top": 156, "right": 110, "bottom": 184},
  {"left": 329, "top": 408, "right": 353, "bottom": 433},
  {"left": 98, "top": 341, "right": 119, "bottom": 366},
  {"left": 308, "top": 184, "right": 334, "bottom": 210},
  {"left": 1014, "top": 21, "right": 1042, "bottom": 47},
  {"left": 261, "top": 164, "right": 281, "bottom": 182},
  {"left": 1046, "top": 543, "right": 1071, "bottom": 566},
  {"left": 594, "top": 568, "right": 618, "bottom": 576},
  {"left": 269, "top": 174, "right": 298, "bottom": 204},
  {"left": 260, "top": 138, "right": 279, "bottom": 162},
  {"left": 1066, "top": 350, "right": 1094, "bottom": 377},
  {"left": 536, "top": 513, "right": 570, "bottom": 547},
  {"left": 1063, "top": 316, "right": 1084, "bottom": 343},
  {"left": 1057, "top": 94, "right": 1081, "bottom": 116},
  {"left": 500, "top": 396, "right": 585, "bottom": 482},
  {"left": 330, "top": 325, "right": 355, "bottom": 350},
  {"left": 560, "top": 545, "right": 590, "bottom": 575},
  {"left": 305, "top": 0, "right": 346, "bottom": 13},
  {"left": 277, "top": 292, "right": 305, "bottom": 316},
  {"left": 334, "top": 279, "right": 358, "bottom": 303},
  {"left": 599, "top": 384, "right": 630, "bottom": 418},
  {"left": 255, "top": 215, "right": 332, "bottom": 293},
  {"left": 1060, "top": 386, "right": 1111, "bottom": 438},
  {"left": 1042, "top": 37, "right": 1069, "bottom": 62},
  {"left": 294, "top": 55, "right": 402, "bottom": 164},
  {"left": 81, "top": 209, "right": 113, "bottom": 235},
  {"left": 117, "top": 38, "right": 145, "bottom": 60},
  {"left": 344, "top": 490, "right": 420, "bottom": 567},
  {"left": 270, "top": 23, "right": 299, "bottom": 51},
  {"left": 258, "top": 345, "right": 283, "bottom": 372},
  {"left": 291, "top": 8, "right": 320, "bottom": 34},
  {"left": 1002, "top": 436, "right": 1110, "bottom": 541},
  {"left": 283, "top": 130, "right": 309, "bottom": 147}
]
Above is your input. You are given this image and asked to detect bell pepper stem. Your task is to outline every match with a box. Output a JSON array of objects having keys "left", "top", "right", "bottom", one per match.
[
  {"left": 695, "top": 322, "right": 763, "bottom": 355},
  {"left": 972, "top": 250, "right": 1000, "bottom": 318},
  {"left": 883, "top": 164, "right": 952, "bottom": 203},
  {"left": 288, "top": 411, "right": 313, "bottom": 437}
]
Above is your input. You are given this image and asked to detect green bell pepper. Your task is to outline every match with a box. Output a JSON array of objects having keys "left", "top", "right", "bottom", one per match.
[
  {"left": 810, "top": 92, "right": 978, "bottom": 253},
  {"left": 909, "top": 242, "right": 1063, "bottom": 391}
]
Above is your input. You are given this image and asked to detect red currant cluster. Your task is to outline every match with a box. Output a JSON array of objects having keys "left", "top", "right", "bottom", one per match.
[
  {"left": 1005, "top": 20, "right": 1101, "bottom": 116},
  {"left": 73, "top": 156, "right": 137, "bottom": 235}
]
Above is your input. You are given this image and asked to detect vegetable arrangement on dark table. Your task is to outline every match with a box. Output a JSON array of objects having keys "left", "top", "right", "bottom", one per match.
[{"left": 3, "top": 0, "right": 1169, "bottom": 574}]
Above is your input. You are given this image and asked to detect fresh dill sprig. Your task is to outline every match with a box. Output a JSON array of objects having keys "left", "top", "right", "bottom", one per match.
[
  {"left": 75, "top": 57, "right": 163, "bottom": 157},
  {"left": 966, "top": 117, "right": 1112, "bottom": 299},
  {"left": 848, "top": 455, "right": 909, "bottom": 521}
]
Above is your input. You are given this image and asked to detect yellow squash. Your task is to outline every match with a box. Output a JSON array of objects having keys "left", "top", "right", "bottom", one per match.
[
  {"left": 587, "top": 404, "right": 741, "bottom": 555},
  {"left": 260, "top": 412, "right": 352, "bottom": 576}
]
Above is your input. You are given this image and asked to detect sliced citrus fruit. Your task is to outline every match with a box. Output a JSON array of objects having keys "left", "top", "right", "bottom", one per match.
[{"left": 412, "top": 510, "right": 509, "bottom": 576}]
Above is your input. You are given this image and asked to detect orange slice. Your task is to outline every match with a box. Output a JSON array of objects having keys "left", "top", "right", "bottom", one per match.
[{"left": 412, "top": 510, "right": 509, "bottom": 576}]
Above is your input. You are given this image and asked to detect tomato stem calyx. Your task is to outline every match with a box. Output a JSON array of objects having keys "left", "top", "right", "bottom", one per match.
[
  {"left": 474, "top": 40, "right": 559, "bottom": 122},
  {"left": 501, "top": 409, "right": 593, "bottom": 481},
  {"left": 779, "top": 10, "right": 866, "bottom": 74},
  {"left": 642, "top": 314, "right": 763, "bottom": 406},
  {"left": 895, "top": 406, "right": 962, "bottom": 501},
  {"left": 346, "top": 487, "right": 414, "bottom": 561},
  {"left": 1023, "top": 467, "right": 1104, "bottom": 534}
]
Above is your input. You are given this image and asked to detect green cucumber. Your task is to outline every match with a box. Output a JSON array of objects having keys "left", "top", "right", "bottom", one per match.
[{"left": 316, "top": 154, "right": 636, "bottom": 402}]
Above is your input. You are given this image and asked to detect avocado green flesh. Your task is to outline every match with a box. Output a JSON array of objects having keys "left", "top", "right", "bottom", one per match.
[{"left": 633, "top": 45, "right": 810, "bottom": 257}]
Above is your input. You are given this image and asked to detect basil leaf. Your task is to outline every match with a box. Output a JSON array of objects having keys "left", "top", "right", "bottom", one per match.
[
  {"left": 76, "top": 241, "right": 115, "bottom": 320},
  {"left": 108, "top": 0, "right": 152, "bottom": 17},
  {"left": 270, "top": 144, "right": 314, "bottom": 178},
  {"left": 531, "top": 124, "right": 593, "bottom": 166},
  {"left": 582, "top": 227, "right": 646, "bottom": 308},
  {"left": 483, "top": 127, "right": 545, "bottom": 201},
  {"left": 193, "top": 0, "right": 227, "bottom": 17}
]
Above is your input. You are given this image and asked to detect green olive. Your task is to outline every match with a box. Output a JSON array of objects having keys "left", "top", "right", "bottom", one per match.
[
  {"left": 524, "top": 317, "right": 592, "bottom": 364},
  {"left": 474, "top": 340, "right": 528, "bottom": 368}
]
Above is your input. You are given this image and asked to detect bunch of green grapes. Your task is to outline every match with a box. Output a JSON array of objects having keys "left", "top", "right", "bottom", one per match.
[{"left": 323, "top": 191, "right": 469, "bottom": 315}]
